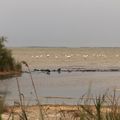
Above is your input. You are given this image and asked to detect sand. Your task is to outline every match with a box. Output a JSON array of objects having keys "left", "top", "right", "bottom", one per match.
[{"left": 2, "top": 104, "right": 80, "bottom": 120}]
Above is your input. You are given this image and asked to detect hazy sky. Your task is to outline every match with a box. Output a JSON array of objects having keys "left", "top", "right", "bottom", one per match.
[{"left": 1, "top": 0, "right": 120, "bottom": 47}]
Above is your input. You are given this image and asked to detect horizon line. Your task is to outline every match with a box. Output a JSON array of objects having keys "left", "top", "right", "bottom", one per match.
[{"left": 7, "top": 46, "right": 120, "bottom": 48}]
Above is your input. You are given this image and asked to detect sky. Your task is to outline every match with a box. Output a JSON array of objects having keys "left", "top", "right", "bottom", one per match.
[{"left": 1, "top": 0, "right": 120, "bottom": 47}]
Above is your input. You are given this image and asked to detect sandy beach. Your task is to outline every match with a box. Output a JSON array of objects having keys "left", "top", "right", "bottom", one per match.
[
  {"left": 2, "top": 104, "right": 81, "bottom": 120},
  {"left": 2, "top": 103, "right": 115, "bottom": 120}
]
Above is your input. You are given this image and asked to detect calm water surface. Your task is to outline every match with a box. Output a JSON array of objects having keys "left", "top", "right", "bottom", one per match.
[{"left": 1, "top": 47, "right": 120, "bottom": 105}]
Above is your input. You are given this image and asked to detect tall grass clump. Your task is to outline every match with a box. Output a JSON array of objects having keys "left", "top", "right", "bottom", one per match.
[
  {"left": 21, "top": 61, "right": 44, "bottom": 120},
  {"left": 0, "top": 36, "right": 22, "bottom": 74},
  {"left": 0, "top": 97, "right": 5, "bottom": 120},
  {"left": 16, "top": 77, "right": 28, "bottom": 120},
  {"left": 69, "top": 91, "right": 120, "bottom": 120}
]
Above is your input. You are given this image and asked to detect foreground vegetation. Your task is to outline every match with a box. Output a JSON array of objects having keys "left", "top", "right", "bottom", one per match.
[
  {"left": 2, "top": 89, "right": 120, "bottom": 120},
  {"left": 0, "top": 36, "right": 21, "bottom": 75}
]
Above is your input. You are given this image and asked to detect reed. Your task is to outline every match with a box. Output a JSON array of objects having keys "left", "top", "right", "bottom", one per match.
[
  {"left": 0, "top": 97, "right": 4, "bottom": 120},
  {"left": 21, "top": 61, "right": 44, "bottom": 120},
  {"left": 16, "top": 77, "right": 28, "bottom": 120}
]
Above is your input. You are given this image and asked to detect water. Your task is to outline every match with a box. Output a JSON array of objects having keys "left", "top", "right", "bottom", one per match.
[
  {"left": 1, "top": 47, "right": 120, "bottom": 105},
  {"left": 11, "top": 47, "right": 120, "bottom": 70}
]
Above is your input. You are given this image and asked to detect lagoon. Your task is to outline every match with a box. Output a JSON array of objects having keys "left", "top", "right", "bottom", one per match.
[{"left": 1, "top": 47, "right": 120, "bottom": 105}]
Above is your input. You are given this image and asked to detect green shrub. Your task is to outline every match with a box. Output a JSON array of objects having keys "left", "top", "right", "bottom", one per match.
[{"left": 0, "top": 36, "right": 22, "bottom": 73}]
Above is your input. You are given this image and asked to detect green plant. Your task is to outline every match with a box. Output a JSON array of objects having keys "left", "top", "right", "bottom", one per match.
[
  {"left": 0, "top": 36, "right": 22, "bottom": 73},
  {"left": 15, "top": 62, "right": 22, "bottom": 72}
]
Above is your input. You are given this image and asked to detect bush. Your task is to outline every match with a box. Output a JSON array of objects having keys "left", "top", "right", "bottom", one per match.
[{"left": 0, "top": 36, "right": 22, "bottom": 72}]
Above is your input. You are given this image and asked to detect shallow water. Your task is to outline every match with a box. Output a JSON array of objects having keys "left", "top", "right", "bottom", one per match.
[
  {"left": 1, "top": 47, "right": 120, "bottom": 105},
  {"left": 11, "top": 47, "right": 120, "bottom": 70},
  {"left": 1, "top": 71, "right": 120, "bottom": 105}
]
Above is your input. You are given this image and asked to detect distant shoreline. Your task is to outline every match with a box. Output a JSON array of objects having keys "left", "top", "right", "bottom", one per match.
[{"left": 8, "top": 46, "right": 120, "bottom": 49}]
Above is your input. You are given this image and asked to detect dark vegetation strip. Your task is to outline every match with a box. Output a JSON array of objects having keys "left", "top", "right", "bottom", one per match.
[{"left": 21, "top": 68, "right": 120, "bottom": 75}]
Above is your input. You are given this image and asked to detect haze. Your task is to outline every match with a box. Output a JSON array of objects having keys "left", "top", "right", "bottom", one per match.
[{"left": 0, "top": 0, "right": 120, "bottom": 47}]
